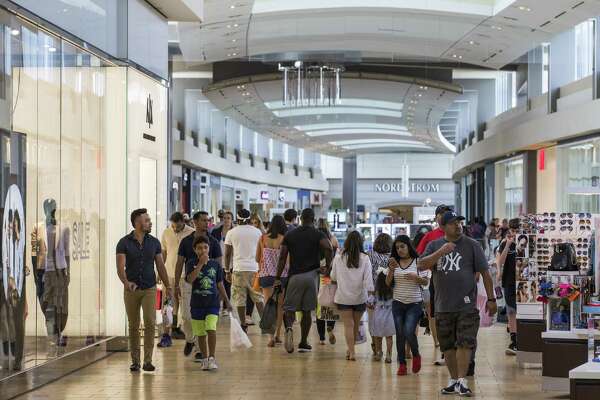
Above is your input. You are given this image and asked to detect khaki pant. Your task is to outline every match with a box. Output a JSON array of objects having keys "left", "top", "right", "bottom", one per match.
[{"left": 124, "top": 287, "right": 156, "bottom": 364}]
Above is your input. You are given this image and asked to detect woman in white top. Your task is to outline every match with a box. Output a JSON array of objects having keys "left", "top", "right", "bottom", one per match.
[
  {"left": 330, "top": 231, "right": 374, "bottom": 361},
  {"left": 385, "top": 235, "right": 429, "bottom": 376}
]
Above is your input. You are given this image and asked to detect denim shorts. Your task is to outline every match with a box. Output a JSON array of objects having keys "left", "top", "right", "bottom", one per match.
[{"left": 336, "top": 303, "right": 367, "bottom": 312}]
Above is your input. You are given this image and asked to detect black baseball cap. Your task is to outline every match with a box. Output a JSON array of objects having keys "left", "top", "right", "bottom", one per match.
[
  {"left": 237, "top": 209, "right": 251, "bottom": 221},
  {"left": 441, "top": 211, "right": 465, "bottom": 226},
  {"left": 435, "top": 204, "right": 452, "bottom": 216}
]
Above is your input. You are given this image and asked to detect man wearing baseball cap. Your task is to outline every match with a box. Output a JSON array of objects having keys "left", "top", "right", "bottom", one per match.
[
  {"left": 223, "top": 209, "right": 264, "bottom": 332},
  {"left": 416, "top": 204, "right": 451, "bottom": 364},
  {"left": 418, "top": 211, "right": 497, "bottom": 397}
]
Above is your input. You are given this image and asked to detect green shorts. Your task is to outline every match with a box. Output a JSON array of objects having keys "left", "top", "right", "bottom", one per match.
[{"left": 191, "top": 314, "right": 219, "bottom": 336}]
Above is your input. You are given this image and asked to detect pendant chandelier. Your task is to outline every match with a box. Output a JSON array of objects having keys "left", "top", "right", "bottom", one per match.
[{"left": 278, "top": 61, "right": 343, "bottom": 107}]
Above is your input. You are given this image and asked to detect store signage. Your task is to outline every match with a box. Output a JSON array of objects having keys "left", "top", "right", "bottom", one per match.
[
  {"left": 146, "top": 94, "right": 153, "bottom": 128},
  {"left": 72, "top": 220, "right": 91, "bottom": 261},
  {"left": 374, "top": 182, "right": 440, "bottom": 193},
  {"left": 311, "top": 192, "right": 322, "bottom": 205},
  {"left": 278, "top": 190, "right": 285, "bottom": 201},
  {"left": 260, "top": 191, "right": 269, "bottom": 200}
]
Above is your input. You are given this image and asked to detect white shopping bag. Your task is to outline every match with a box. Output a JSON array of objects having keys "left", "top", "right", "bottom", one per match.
[
  {"left": 355, "top": 312, "right": 368, "bottom": 344},
  {"left": 230, "top": 314, "right": 252, "bottom": 352}
]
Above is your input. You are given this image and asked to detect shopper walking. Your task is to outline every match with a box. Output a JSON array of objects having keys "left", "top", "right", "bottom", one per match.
[
  {"left": 369, "top": 270, "right": 395, "bottom": 363},
  {"left": 496, "top": 218, "right": 521, "bottom": 355},
  {"left": 116, "top": 208, "right": 172, "bottom": 372},
  {"left": 224, "top": 209, "right": 264, "bottom": 332},
  {"left": 174, "top": 211, "right": 223, "bottom": 359},
  {"left": 275, "top": 208, "right": 333, "bottom": 354},
  {"left": 211, "top": 211, "right": 234, "bottom": 315},
  {"left": 330, "top": 230, "right": 373, "bottom": 361},
  {"left": 283, "top": 209, "right": 298, "bottom": 233},
  {"left": 367, "top": 233, "right": 392, "bottom": 355},
  {"left": 418, "top": 210, "right": 497, "bottom": 396},
  {"left": 316, "top": 218, "right": 339, "bottom": 346},
  {"left": 416, "top": 205, "right": 451, "bottom": 357},
  {"left": 256, "top": 215, "right": 289, "bottom": 347},
  {"left": 158, "top": 212, "right": 194, "bottom": 346},
  {"left": 185, "top": 235, "right": 233, "bottom": 371},
  {"left": 386, "top": 235, "right": 429, "bottom": 375}
]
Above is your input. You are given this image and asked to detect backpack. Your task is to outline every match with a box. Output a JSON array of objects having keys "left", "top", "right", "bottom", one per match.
[{"left": 549, "top": 243, "right": 578, "bottom": 272}]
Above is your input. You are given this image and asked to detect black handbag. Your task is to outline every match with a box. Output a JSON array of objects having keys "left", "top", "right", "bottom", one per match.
[
  {"left": 549, "top": 243, "right": 579, "bottom": 272},
  {"left": 259, "top": 286, "right": 280, "bottom": 333}
]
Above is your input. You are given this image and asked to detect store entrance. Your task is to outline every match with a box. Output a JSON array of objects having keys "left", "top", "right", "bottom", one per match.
[{"left": 377, "top": 204, "right": 417, "bottom": 223}]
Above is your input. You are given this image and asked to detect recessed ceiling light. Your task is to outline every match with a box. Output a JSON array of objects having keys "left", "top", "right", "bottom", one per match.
[
  {"left": 227, "top": 53, "right": 232, "bottom": 57},
  {"left": 48, "top": 47, "right": 57, "bottom": 52},
  {"left": 458, "top": 55, "right": 463, "bottom": 59},
  {"left": 234, "top": 24, "right": 239, "bottom": 27},
  {"left": 518, "top": 6, "right": 531, "bottom": 11},
  {"left": 452, "top": 54, "right": 457, "bottom": 58},
  {"left": 491, "top": 25, "right": 502, "bottom": 30},
  {"left": 468, "top": 40, "right": 475, "bottom": 45},
  {"left": 10, "top": 29, "right": 19, "bottom": 36},
  {"left": 231, "top": 39, "right": 237, "bottom": 42},
  {"left": 232, "top": 52, "right": 237, "bottom": 56},
  {"left": 230, "top": 5, "right": 235, "bottom": 9}
]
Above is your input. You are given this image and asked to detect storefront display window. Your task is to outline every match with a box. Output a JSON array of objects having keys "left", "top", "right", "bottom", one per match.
[
  {"left": 558, "top": 138, "right": 600, "bottom": 213},
  {"left": 495, "top": 157, "right": 523, "bottom": 219},
  {"left": 0, "top": 11, "right": 112, "bottom": 378}
]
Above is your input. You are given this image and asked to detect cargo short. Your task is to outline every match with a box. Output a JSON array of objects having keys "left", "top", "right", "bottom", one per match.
[{"left": 436, "top": 309, "right": 480, "bottom": 352}]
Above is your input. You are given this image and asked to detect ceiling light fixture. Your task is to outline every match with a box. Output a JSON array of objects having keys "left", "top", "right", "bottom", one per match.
[
  {"left": 468, "top": 40, "right": 476, "bottom": 45},
  {"left": 48, "top": 47, "right": 57, "bottom": 52},
  {"left": 230, "top": 5, "right": 236, "bottom": 9},
  {"left": 10, "top": 29, "right": 19, "bottom": 36},
  {"left": 278, "top": 61, "right": 344, "bottom": 107},
  {"left": 518, "top": 5, "right": 531, "bottom": 11}
]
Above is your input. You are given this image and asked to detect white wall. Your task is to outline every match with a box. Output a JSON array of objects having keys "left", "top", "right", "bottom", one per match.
[{"left": 322, "top": 153, "right": 454, "bottom": 180}]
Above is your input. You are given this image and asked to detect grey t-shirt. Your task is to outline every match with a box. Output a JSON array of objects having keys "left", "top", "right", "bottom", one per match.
[{"left": 422, "top": 235, "right": 488, "bottom": 313}]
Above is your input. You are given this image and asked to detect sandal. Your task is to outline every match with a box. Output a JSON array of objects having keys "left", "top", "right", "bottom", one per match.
[
  {"left": 275, "top": 337, "right": 283, "bottom": 345},
  {"left": 267, "top": 339, "right": 275, "bottom": 348}
]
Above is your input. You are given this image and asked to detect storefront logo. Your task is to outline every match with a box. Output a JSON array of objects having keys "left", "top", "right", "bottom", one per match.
[
  {"left": 260, "top": 191, "right": 269, "bottom": 200},
  {"left": 374, "top": 182, "right": 440, "bottom": 193},
  {"left": 146, "top": 94, "right": 153, "bottom": 128}
]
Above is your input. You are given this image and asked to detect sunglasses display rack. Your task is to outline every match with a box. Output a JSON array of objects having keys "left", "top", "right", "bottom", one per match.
[{"left": 518, "top": 213, "right": 598, "bottom": 334}]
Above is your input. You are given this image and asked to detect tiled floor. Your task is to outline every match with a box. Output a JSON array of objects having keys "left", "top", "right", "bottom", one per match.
[{"left": 17, "top": 322, "right": 566, "bottom": 400}]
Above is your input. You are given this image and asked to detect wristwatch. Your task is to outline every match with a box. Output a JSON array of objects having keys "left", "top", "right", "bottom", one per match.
[{"left": 487, "top": 298, "right": 497, "bottom": 302}]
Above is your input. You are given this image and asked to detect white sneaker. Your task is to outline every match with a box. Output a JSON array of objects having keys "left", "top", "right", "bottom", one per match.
[
  {"left": 208, "top": 356, "right": 218, "bottom": 370},
  {"left": 201, "top": 358, "right": 210, "bottom": 371},
  {"left": 434, "top": 357, "right": 446, "bottom": 366}
]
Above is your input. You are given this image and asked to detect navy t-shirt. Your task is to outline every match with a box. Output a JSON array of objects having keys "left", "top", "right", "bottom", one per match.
[
  {"left": 178, "top": 232, "right": 222, "bottom": 263},
  {"left": 185, "top": 259, "right": 223, "bottom": 310}
]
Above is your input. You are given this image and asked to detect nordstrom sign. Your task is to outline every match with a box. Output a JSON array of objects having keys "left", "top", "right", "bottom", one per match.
[{"left": 375, "top": 182, "right": 440, "bottom": 193}]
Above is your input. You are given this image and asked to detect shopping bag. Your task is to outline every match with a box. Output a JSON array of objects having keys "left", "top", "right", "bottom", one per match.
[
  {"left": 162, "top": 299, "right": 174, "bottom": 326},
  {"left": 259, "top": 287, "right": 280, "bottom": 333},
  {"left": 317, "top": 282, "right": 337, "bottom": 308},
  {"left": 477, "top": 294, "right": 494, "bottom": 328},
  {"left": 230, "top": 314, "right": 252, "bottom": 352},
  {"left": 355, "top": 312, "right": 368, "bottom": 344}
]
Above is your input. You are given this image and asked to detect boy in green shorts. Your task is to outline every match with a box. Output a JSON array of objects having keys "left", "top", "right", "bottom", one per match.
[{"left": 185, "top": 235, "right": 232, "bottom": 370}]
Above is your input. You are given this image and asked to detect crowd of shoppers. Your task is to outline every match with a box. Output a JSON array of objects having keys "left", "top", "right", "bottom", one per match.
[{"left": 116, "top": 205, "right": 502, "bottom": 397}]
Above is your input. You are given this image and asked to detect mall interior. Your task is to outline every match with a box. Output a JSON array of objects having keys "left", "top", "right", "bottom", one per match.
[{"left": 1, "top": 0, "right": 600, "bottom": 399}]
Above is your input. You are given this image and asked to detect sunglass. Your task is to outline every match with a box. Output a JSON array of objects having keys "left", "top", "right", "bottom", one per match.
[
  {"left": 560, "top": 226, "right": 573, "bottom": 232},
  {"left": 578, "top": 213, "right": 592, "bottom": 218},
  {"left": 577, "top": 244, "right": 589, "bottom": 249},
  {"left": 577, "top": 238, "right": 589, "bottom": 243},
  {"left": 560, "top": 220, "right": 573, "bottom": 225},
  {"left": 560, "top": 213, "right": 574, "bottom": 218},
  {"left": 543, "top": 212, "right": 556, "bottom": 217},
  {"left": 543, "top": 219, "right": 556, "bottom": 224},
  {"left": 579, "top": 219, "right": 591, "bottom": 225},
  {"left": 580, "top": 226, "right": 592, "bottom": 231}
]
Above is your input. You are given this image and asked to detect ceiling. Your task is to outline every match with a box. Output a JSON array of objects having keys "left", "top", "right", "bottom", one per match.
[
  {"left": 146, "top": 0, "right": 204, "bottom": 21},
  {"left": 172, "top": 0, "right": 600, "bottom": 154},
  {"left": 203, "top": 72, "right": 461, "bottom": 155}
]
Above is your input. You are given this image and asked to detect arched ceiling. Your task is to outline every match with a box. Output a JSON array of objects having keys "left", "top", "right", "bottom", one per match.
[
  {"left": 203, "top": 72, "right": 461, "bottom": 155},
  {"left": 173, "top": 0, "right": 600, "bottom": 155}
]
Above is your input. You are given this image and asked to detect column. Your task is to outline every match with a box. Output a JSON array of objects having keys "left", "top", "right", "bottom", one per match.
[
  {"left": 523, "top": 151, "right": 537, "bottom": 214},
  {"left": 342, "top": 155, "right": 357, "bottom": 228}
]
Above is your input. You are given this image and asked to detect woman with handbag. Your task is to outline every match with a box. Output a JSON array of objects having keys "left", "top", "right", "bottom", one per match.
[
  {"left": 255, "top": 215, "right": 288, "bottom": 347},
  {"left": 386, "top": 235, "right": 429, "bottom": 376},
  {"left": 316, "top": 219, "right": 339, "bottom": 345},
  {"left": 330, "top": 231, "right": 374, "bottom": 361}
]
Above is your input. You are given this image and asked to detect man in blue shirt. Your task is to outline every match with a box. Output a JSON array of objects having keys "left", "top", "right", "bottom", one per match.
[
  {"left": 174, "top": 211, "right": 222, "bottom": 358},
  {"left": 116, "top": 208, "right": 172, "bottom": 373}
]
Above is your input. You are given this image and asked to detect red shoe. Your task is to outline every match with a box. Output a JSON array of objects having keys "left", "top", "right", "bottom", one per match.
[
  {"left": 412, "top": 355, "right": 422, "bottom": 374},
  {"left": 397, "top": 364, "right": 407, "bottom": 376}
]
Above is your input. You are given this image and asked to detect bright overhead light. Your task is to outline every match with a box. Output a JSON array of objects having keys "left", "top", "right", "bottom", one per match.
[
  {"left": 518, "top": 6, "right": 531, "bottom": 11},
  {"left": 491, "top": 25, "right": 502, "bottom": 31},
  {"left": 231, "top": 39, "right": 237, "bottom": 42},
  {"left": 468, "top": 40, "right": 476, "bottom": 45},
  {"left": 273, "top": 107, "right": 403, "bottom": 119},
  {"left": 230, "top": 5, "right": 236, "bottom": 9},
  {"left": 265, "top": 98, "right": 404, "bottom": 111},
  {"left": 234, "top": 23, "right": 239, "bottom": 27},
  {"left": 10, "top": 29, "right": 19, "bottom": 36},
  {"left": 306, "top": 128, "right": 412, "bottom": 137},
  {"left": 48, "top": 47, "right": 57, "bottom": 52},
  {"left": 297, "top": 123, "right": 409, "bottom": 132}
]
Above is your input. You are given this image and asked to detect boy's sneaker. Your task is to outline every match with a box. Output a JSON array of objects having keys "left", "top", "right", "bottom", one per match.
[
  {"left": 201, "top": 358, "right": 210, "bottom": 371},
  {"left": 194, "top": 352, "right": 204, "bottom": 362},
  {"left": 208, "top": 357, "right": 218, "bottom": 370},
  {"left": 285, "top": 328, "right": 294, "bottom": 354},
  {"left": 142, "top": 363, "right": 156, "bottom": 372},
  {"left": 184, "top": 342, "right": 195, "bottom": 357},
  {"left": 130, "top": 363, "right": 140, "bottom": 372},
  {"left": 441, "top": 379, "right": 458, "bottom": 395},
  {"left": 298, "top": 342, "right": 312, "bottom": 353},
  {"left": 456, "top": 378, "right": 473, "bottom": 397},
  {"left": 157, "top": 334, "right": 171, "bottom": 348},
  {"left": 505, "top": 342, "right": 517, "bottom": 355}
]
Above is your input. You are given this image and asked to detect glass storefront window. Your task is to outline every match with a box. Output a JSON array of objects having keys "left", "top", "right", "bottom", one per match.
[
  {"left": 0, "top": 11, "right": 112, "bottom": 378},
  {"left": 495, "top": 157, "right": 523, "bottom": 219},
  {"left": 558, "top": 138, "right": 600, "bottom": 213}
]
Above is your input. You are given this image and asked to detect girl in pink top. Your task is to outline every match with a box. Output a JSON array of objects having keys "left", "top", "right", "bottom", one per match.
[{"left": 256, "top": 215, "right": 289, "bottom": 347}]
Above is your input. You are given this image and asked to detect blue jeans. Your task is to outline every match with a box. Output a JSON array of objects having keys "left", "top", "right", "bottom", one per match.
[{"left": 392, "top": 300, "right": 423, "bottom": 364}]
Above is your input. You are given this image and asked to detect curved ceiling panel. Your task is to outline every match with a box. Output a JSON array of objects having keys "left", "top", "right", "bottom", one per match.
[{"left": 203, "top": 72, "right": 461, "bottom": 155}]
